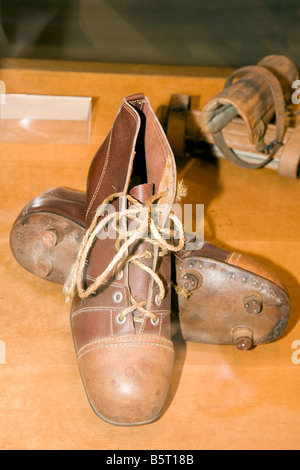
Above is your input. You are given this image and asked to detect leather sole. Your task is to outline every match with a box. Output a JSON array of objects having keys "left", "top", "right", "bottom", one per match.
[
  {"left": 10, "top": 212, "right": 84, "bottom": 284},
  {"left": 176, "top": 255, "right": 290, "bottom": 349}
]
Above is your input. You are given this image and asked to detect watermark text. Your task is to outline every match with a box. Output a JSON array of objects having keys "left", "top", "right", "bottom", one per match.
[
  {"left": 292, "top": 80, "right": 300, "bottom": 105},
  {"left": 94, "top": 201, "right": 204, "bottom": 248},
  {"left": 291, "top": 340, "right": 300, "bottom": 365},
  {"left": 0, "top": 340, "right": 6, "bottom": 364},
  {"left": 0, "top": 80, "right": 6, "bottom": 105}
]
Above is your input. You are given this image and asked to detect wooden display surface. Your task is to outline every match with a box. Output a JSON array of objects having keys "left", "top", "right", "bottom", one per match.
[{"left": 0, "top": 59, "right": 299, "bottom": 450}]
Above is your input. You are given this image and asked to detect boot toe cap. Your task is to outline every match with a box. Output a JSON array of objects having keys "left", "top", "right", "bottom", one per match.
[{"left": 77, "top": 335, "right": 174, "bottom": 425}]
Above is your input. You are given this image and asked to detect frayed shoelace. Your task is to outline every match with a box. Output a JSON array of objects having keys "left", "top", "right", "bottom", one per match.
[{"left": 63, "top": 190, "right": 185, "bottom": 324}]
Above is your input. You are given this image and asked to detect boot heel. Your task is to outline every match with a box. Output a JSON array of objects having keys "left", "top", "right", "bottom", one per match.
[{"left": 10, "top": 212, "right": 83, "bottom": 284}]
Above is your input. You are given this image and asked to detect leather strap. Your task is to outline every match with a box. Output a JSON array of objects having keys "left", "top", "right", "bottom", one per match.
[
  {"left": 213, "top": 65, "right": 286, "bottom": 170},
  {"left": 278, "top": 125, "right": 300, "bottom": 178}
]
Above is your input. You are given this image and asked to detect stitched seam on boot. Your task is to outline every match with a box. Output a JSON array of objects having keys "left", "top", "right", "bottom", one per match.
[
  {"left": 86, "top": 128, "right": 113, "bottom": 222},
  {"left": 86, "top": 100, "right": 139, "bottom": 222},
  {"left": 231, "top": 252, "right": 242, "bottom": 266},
  {"left": 123, "top": 100, "right": 140, "bottom": 122},
  {"left": 77, "top": 341, "right": 174, "bottom": 360},
  {"left": 71, "top": 306, "right": 125, "bottom": 318},
  {"left": 80, "top": 333, "right": 173, "bottom": 344},
  {"left": 77, "top": 334, "right": 173, "bottom": 350},
  {"left": 227, "top": 252, "right": 241, "bottom": 265}
]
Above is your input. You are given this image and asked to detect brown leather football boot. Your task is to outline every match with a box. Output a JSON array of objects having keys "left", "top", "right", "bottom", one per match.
[
  {"left": 10, "top": 186, "right": 290, "bottom": 351},
  {"left": 62, "top": 93, "right": 184, "bottom": 425}
]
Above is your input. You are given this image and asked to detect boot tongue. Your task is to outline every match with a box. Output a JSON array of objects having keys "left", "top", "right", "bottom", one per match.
[
  {"left": 128, "top": 183, "right": 155, "bottom": 333},
  {"left": 129, "top": 183, "right": 154, "bottom": 204}
]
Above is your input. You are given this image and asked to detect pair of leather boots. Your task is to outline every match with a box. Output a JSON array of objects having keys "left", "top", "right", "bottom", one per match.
[{"left": 10, "top": 93, "right": 290, "bottom": 426}]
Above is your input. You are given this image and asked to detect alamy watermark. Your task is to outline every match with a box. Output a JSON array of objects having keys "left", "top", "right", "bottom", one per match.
[
  {"left": 0, "top": 79, "right": 6, "bottom": 105},
  {"left": 0, "top": 340, "right": 6, "bottom": 364},
  {"left": 291, "top": 340, "right": 300, "bottom": 365},
  {"left": 93, "top": 201, "right": 204, "bottom": 249},
  {"left": 291, "top": 80, "right": 300, "bottom": 105}
]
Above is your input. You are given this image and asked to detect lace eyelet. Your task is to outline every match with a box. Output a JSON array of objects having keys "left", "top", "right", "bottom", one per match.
[
  {"left": 151, "top": 317, "right": 159, "bottom": 326},
  {"left": 116, "top": 313, "right": 126, "bottom": 325},
  {"left": 155, "top": 294, "right": 161, "bottom": 306},
  {"left": 113, "top": 291, "right": 123, "bottom": 303},
  {"left": 115, "top": 270, "right": 123, "bottom": 280}
]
